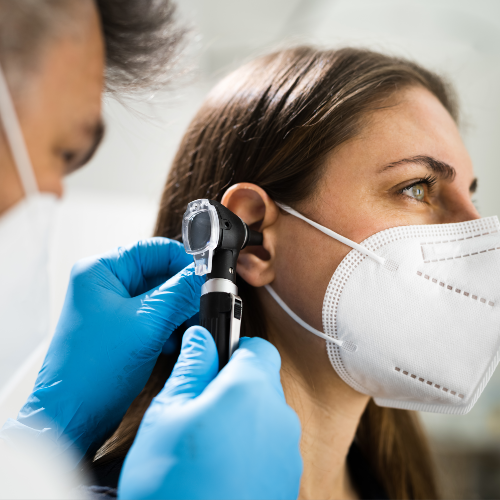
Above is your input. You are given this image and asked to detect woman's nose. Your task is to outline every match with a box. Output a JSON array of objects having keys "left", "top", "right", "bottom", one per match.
[{"left": 439, "top": 198, "right": 480, "bottom": 224}]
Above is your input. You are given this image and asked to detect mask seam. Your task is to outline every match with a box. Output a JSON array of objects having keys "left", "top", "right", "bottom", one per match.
[
  {"left": 416, "top": 270, "right": 495, "bottom": 307},
  {"left": 394, "top": 367, "right": 465, "bottom": 399},
  {"left": 422, "top": 245, "right": 500, "bottom": 264},
  {"left": 324, "top": 250, "right": 369, "bottom": 395},
  {"left": 366, "top": 217, "right": 499, "bottom": 254},
  {"left": 421, "top": 228, "right": 499, "bottom": 245}
]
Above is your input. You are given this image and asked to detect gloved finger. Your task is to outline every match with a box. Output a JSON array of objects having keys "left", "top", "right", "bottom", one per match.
[
  {"left": 210, "top": 337, "right": 286, "bottom": 399},
  {"left": 155, "top": 326, "right": 218, "bottom": 404},
  {"left": 99, "top": 238, "right": 192, "bottom": 297},
  {"left": 135, "top": 264, "right": 205, "bottom": 343}
]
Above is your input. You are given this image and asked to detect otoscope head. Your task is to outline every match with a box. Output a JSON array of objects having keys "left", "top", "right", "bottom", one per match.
[{"left": 182, "top": 199, "right": 263, "bottom": 282}]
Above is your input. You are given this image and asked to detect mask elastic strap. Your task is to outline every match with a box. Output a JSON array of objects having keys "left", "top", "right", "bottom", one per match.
[
  {"left": 265, "top": 284, "right": 358, "bottom": 353},
  {"left": 0, "top": 62, "right": 39, "bottom": 197},
  {"left": 277, "top": 203, "right": 385, "bottom": 266}
]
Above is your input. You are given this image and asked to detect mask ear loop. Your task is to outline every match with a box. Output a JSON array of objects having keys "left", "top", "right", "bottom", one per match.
[
  {"left": 264, "top": 202, "right": 393, "bottom": 354},
  {"left": 265, "top": 284, "right": 358, "bottom": 352},
  {"left": 0, "top": 62, "right": 39, "bottom": 197},
  {"left": 277, "top": 203, "right": 386, "bottom": 266}
]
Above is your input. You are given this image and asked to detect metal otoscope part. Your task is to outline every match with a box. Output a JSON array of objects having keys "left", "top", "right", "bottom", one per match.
[{"left": 182, "top": 199, "right": 263, "bottom": 370}]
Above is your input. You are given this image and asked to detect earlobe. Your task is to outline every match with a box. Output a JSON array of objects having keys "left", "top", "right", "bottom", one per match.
[{"left": 221, "top": 183, "right": 279, "bottom": 287}]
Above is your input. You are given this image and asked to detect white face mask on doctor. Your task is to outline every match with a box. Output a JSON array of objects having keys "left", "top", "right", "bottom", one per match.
[
  {"left": 0, "top": 63, "right": 58, "bottom": 394},
  {"left": 266, "top": 203, "right": 500, "bottom": 415}
]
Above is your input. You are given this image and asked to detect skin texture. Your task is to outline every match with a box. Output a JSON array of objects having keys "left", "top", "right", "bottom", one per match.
[
  {"left": 222, "top": 86, "right": 479, "bottom": 500},
  {"left": 0, "top": 0, "right": 104, "bottom": 216}
]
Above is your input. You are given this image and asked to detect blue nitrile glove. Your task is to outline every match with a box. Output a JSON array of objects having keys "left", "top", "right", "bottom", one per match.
[
  {"left": 119, "top": 326, "right": 303, "bottom": 500},
  {"left": 0, "top": 238, "right": 204, "bottom": 467}
]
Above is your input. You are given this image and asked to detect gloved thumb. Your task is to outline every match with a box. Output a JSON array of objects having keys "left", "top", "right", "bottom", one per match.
[
  {"left": 207, "top": 336, "right": 286, "bottom": 401},
  {"left": 154, "top": 326, "right": 219, "bottom": 405}
]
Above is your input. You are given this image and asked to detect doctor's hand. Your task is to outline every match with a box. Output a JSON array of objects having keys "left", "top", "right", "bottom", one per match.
[
  {"left": 0, "top": 238, "right": 203, "bottom": 467},
  {"left": 119, "top": 327, "right": 303, "bottom": 500}
]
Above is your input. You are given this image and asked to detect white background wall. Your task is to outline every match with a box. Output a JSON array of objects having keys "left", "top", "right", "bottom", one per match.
[{"left": 5, "top": 0, "right": 500, "bottom": 449}]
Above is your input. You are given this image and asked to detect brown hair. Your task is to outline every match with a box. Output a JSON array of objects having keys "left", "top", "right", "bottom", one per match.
[{"left": 94, "top": 46, "right": 455, "bottom": 498}]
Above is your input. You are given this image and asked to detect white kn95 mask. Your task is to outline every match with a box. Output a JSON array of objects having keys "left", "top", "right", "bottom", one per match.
[{"left": 266, "top": 203, "right": 500, "bottom": 415}]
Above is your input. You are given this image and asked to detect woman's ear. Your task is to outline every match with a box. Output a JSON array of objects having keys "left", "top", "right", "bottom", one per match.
[{"left": 221, "top": 183, "right": 279, "bottom": 287}]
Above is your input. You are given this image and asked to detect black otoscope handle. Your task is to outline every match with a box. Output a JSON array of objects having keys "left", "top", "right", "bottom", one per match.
[{"left": 200, "top": 290, "right": 242, "bottom": 371}]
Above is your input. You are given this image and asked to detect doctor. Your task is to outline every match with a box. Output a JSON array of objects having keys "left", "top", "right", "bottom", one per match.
[{"left": 0, "top": 1, "right": 302, "bottom": 499}]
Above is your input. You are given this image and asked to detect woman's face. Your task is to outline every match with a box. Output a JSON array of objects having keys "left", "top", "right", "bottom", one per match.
[{"left": 271, "top": 85, "right": 479, "bottom": 333}]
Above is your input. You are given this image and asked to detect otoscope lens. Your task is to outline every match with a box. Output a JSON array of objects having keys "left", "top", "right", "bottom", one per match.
[{"left": 188, "top": 211, "right": 212, "bottom": 251}]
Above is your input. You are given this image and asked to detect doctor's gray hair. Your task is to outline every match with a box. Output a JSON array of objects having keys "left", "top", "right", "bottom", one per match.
[
  {"left": 0, "top": 0, "right": 185, "bottom": 94},
  {"left": 96, "top": 0, "right": 186, "bottom": 94}
]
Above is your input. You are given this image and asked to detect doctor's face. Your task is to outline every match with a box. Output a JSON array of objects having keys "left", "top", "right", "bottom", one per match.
[
  {"left": 270, "top": 85, "right": 479, "bottom": 334},
  {"left": 0, "top": 2, "right": 105, "bottom": 215}
]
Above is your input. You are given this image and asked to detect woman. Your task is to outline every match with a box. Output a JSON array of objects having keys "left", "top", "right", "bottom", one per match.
[{"left": 92, "top": 47, "right": 480, "bottom": 499}]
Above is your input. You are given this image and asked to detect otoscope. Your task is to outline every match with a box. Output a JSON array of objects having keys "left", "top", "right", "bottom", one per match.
[{"left": 182, "top": 199, "right": 263, "bottom": 370}]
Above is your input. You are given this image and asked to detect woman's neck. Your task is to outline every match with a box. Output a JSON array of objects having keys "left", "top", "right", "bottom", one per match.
[{"left": 264, "top": 298, "right": 370, "bottom": 500}]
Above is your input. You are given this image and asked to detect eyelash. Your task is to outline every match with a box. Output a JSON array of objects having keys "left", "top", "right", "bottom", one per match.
[{"left": 398, "top": 174, "right": 438, "bottom": 202}]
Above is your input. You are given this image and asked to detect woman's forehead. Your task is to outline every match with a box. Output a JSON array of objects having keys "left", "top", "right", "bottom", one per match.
[{"left": 323, "top": 86, "right": 473, "bottom": 182}]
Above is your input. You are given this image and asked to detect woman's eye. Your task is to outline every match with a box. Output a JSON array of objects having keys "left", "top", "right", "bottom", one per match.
[
  {"left": 403, "top": 183, "right": 426, "bottom": 202},
  {"left": 61, "top": 150, "right": 77, "bottom": 164}
]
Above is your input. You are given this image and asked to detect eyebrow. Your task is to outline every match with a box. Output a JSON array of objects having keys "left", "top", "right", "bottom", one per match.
[{"left": 381, "top": 155, "right": 457, "bottom": 181}]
